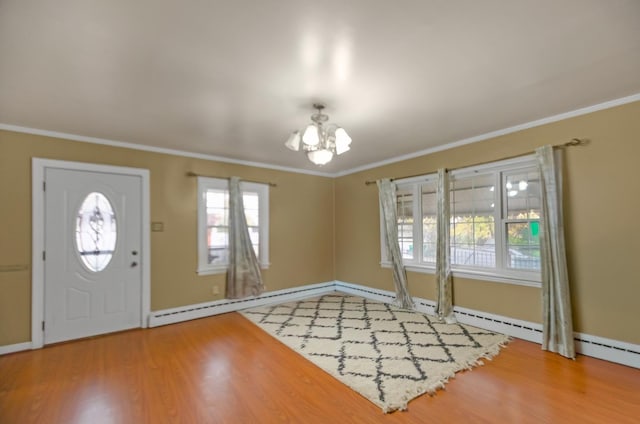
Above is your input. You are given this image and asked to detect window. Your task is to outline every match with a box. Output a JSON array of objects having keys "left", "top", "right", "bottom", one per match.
[
  {"left": 75, "top": 192, "right": 117, "bottom": 272},
  {"left": 450, "top": 173, "right": 496, "bottom": 268},
  {"left": 503, "top": 169, "right": 541, "bottom": 271},
  {"left": 380, "top": 156, "right": 541, "bottom": 285},
  {"left": 197, "top": 177, "right": 269, "bottom": 275},
  {"left": 421, "top": 181, "right": 438, "bottom": 263},
  {"left": 397, "top": 187, "right": 414, "bottom": 260}
]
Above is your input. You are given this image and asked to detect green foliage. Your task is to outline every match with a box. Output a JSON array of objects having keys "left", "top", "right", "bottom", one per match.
[{"left": 450, "top": 215, "right": 495, "bottom": 246}]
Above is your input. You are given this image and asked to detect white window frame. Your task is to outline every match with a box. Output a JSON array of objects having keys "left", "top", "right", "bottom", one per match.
[
  {"left": 380, "top": 155, "right": 541, "bottom": 287},
  {"left": 197, "top": 177, "right": 269, "bottom": 275}
]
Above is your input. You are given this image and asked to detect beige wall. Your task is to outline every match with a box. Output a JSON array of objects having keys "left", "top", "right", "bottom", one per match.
[
  {"left": 0, "top": 130, "right": 335, "bottom": 346},
  {"left": 335, "top": 101, "right": 640, "bottom": 345},
  {"left": 2, "top": 100, "right": 639, "bottom": 348}
]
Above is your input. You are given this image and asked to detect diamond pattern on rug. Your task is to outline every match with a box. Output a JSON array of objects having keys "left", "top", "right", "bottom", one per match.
[{"left": 241, "top": 294, "right": 510, "bottom": 412}]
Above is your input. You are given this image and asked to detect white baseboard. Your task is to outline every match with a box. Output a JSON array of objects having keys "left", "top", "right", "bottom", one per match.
[
  {"left": 334, "top": 280, "right": 639, "bottom": 369},
  {"left": 334, "top": 281, "right": 397, "bottom": 304},
  {"left": 451, "top": 304, "right": 543, "bottom": 344},
  {"left": 148, "top": 281, "right": 335, "bottom": 327},
  {"left": 334, "top": 280, "right": 543, "bottom": 342},
  {"left": 575, "top": 332, "right": 640, "bottom": 369},
  {"left": 3, "top": 280, "right": 638, "bottom": 368},
  {"left": 0, "top": 341, "right": 32, "bottom": 355}
]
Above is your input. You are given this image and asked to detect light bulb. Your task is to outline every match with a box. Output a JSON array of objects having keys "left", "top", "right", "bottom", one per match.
[
  {"left": 284, "top": 131, "right": 301, "bottom": 151},
  {"left": 506, "top": 181, "right": 513, "bottom": 190},
  {"left": 334, "top": 127, "right": 352, "bottom": 155},
  {"left": 336, "top": 144, "right": 350, "bottom": 155},
  {"left": 302, "top": 124, "right": 320, "bottom": 146},
  {"left": 519, "top": 180, "right": 528, "bottom": 190},
  {"left": 307, "top": 149, "right": 333, "bottom": 165}
]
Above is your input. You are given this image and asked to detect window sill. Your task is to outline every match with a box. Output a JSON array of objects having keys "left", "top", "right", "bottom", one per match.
[
  {"left": 197, "top": 262, "right": 270, "bottom": 276},
  {"left": 197, "top": 267, "right": 227, "bottom": 276},
  {"left": 380, "top": 261, "right": 541, "bottom": 288}
]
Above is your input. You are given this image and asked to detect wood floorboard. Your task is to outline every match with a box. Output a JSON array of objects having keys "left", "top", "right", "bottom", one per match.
[{"left": 1, "top": 311, "right": 639, "bottom": 423}]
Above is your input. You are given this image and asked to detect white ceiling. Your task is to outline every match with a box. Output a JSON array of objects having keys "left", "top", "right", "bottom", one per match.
[{"left": 1, "top": 0, "right": 639, "bottom": 174}]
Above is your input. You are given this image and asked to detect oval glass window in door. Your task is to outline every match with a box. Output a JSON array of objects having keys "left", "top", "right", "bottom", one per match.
[{"left": 75, "top": 192, "right": 117, "bottom": 272}]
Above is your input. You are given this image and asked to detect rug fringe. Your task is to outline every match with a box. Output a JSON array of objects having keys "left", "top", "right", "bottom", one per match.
[
  {"left": 458, "top": 337, "right": 512, "bottom": 371},
  {"left": 383, "top": 374, "right": 455, "bottom": 413},
  {"left": 382, "top": 337, "right": 512, "bottom": 413},
  {"left": 242, "top": 294, "right": 512, "bottom": 415}
]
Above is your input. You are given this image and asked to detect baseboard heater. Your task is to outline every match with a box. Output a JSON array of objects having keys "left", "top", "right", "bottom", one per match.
[
  {"left": 334, "top": 280, "right": 639, "bottom": 368},
  {"left": 5, "top": 280, "right": 637, "bottom": 365},
  {"left": 146, "top": 280, "right": 638, "bottom": 369},
  {"left": 148, "top": 282, "right": 335, "bottom": 327}
]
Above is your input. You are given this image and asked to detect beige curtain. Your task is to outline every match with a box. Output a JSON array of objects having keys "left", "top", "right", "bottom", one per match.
[
  {"left": 226, "top": 177, "right": 264, "bottom": 299},
  {"left": 377, "top": 179, "right": 414, "bottom": 310},
  {"left": 435, "top": 169, "right": 456, "bottom": 323},
  {"left": 536, "top": 146, "right": 575, "bottom": 359}
]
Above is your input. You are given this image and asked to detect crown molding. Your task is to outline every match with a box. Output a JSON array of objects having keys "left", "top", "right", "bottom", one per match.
[
  {"left": 0, "top": 124, "right": 334, "bottom": 178},
  {"left": 334, "top": 93, "right": 640, "bottom": 177},
  {"left": 2, "top": 93, "right": 639, "bottom": 179}
]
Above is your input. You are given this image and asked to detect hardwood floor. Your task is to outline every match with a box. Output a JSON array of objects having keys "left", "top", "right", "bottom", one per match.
[{"left": 1, "top": 312, "right": 638, "bottom": 423}]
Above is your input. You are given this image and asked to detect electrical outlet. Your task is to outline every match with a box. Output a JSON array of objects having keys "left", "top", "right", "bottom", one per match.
[{"left": 212, "top": 286, "right": 220, "bottom": 295}]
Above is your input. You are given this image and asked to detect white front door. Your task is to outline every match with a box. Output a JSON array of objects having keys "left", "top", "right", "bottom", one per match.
[{"left": 44, "top": 168, "right": 143, "bottom": 344}]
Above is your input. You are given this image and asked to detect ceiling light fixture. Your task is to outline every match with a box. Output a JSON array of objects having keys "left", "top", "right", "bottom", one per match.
[{"left": 285, "top": 103, "right": 352, "bottom": 166}]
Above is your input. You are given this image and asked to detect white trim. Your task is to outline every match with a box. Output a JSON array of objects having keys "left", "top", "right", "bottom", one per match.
[
  {"left": 3, "top": 94, "right": 639, "bottom": 179},
  {"left": 575, "top": 333, "right": 640, "bottom": 369},
  {"left": 382, "top": 262, "right": 542, "bottom": 288},
  {"left": 334, "top": 280, "right": 398, "bottom": 304},
  {"left": 380, "top": 155, "right": 543, "bottom": 287},
  {"left": 31, "top": 158, "right": 151, "bottom": 348},
  {"left": 334, "top": 280, "right": 543, "bottom": 341},
  {"left": 6, "top": 278, "right": 639, "bottom": 367},
  {"left": 334, "top": 93, "right": 640, "bottom": 177},
  {"left": 148, "top": 282, "right": 335, "bottom": 327},
  {"left": 0, "top": 124, "right": 333, "bottom": 178},
  {"left": 141, "top": 173, "right": 151, "bottom": 328},
  {"left": 196, "top": 266, "right": 228, "bottom": 276},
  {"left": 451, "top": 304, "right": 543, "bottom": 344},
  {"left": 196, "top": 177, "right": 270, "bottom": 275},
  {"left": 333, "top": 280, "right": 639, "bottom": 368},
  {"left": 0, "top": 342, "right": 32, "bottom": 355},
  {"left": 450, "top": 270, "right": 540, "bottom": 288},
  {"left": 31, "top": 161, "right": 45, "bottom": 349}
]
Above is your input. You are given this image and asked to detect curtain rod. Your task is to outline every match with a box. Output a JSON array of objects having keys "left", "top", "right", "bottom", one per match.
[
  {"left": 186, "top": 172, "right": 277, "bottom": 187},
  {"left": 364, "top": 138, "right": 588, "bottom": 185}
]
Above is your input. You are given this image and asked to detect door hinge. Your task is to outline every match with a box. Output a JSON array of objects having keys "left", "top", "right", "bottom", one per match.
[
  {"left": 42, "top": 251, "right": 46, "bottom": 261},
  {"left": 43, "top": 181, "right": 46, "bottom": 191},
  {"left": 42, "top": 321, "right": 45, "bottom": 331}
]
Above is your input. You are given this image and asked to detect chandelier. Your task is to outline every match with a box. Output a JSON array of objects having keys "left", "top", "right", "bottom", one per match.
[{"left": 284, "top": 103, "right": 352, "bottom": 165}]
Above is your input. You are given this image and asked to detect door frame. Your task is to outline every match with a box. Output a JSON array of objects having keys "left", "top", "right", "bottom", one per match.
[{"left": 31, "top": 158, "right": 151, "bottom": 349}]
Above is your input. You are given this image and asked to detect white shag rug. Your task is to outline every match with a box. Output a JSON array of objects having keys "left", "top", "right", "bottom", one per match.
[{"left": 241, "top": 294, "right": 510, "bottom": 413}]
